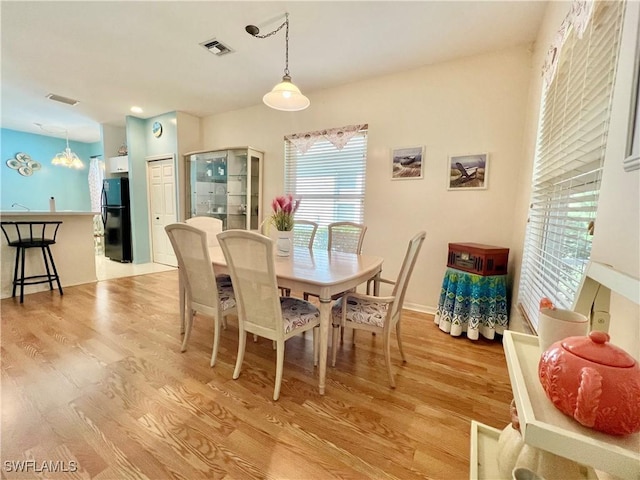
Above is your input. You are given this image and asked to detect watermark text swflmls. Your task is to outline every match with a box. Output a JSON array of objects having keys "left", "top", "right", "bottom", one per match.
[{"left": 4, "top": 460, "right": 79, "bottom": 473}]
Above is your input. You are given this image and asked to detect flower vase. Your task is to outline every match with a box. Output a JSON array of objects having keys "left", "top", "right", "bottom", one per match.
[{"left": 276, "top": 230, "right": 292, "bottom": 257}]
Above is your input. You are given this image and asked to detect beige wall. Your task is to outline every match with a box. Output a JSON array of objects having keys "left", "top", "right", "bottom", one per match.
[
  {"left": 176, "top": 111, "right": 202, "bottom": 221},
  {"left": 201, "top": 45, "right": 533, "bottom": 313}
]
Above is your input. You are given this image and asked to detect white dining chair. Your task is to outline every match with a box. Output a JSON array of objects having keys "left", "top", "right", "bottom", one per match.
[
  {"left": 331, "top": 231, "right": 426, "bottom": 388},
  {"left": 180, "top": 216, "right": 225, "bottom": 330},
  {"left": 304, "top": 221, "right": 368, "bottom": 303},
  {"left": 185, "top": 216, "right": 223, "bottom": 247},
  {"left": 165, "top": 223, "right": 236, "bottom": 367},
  {"left": 293, "top": 219, "right": 318, "bottom": 249},
  {"left": 217, "top": 230, "right": 320, "bottom": 401}
]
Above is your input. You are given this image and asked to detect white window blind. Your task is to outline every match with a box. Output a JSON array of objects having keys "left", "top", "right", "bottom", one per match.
[
  {"left": 518, "top": 1, "right": 625, "bottom": 330},
  {"left": 284, "top": 129, "right": 367, "bottom": 249}
]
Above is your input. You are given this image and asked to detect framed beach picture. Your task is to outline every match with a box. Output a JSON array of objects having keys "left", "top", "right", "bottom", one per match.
[
  {"left": 447, "top": 153, "right": 489, "bottom": 190},
  {"left": 391, "top": 146, "right": 424, "bottom": 180}
]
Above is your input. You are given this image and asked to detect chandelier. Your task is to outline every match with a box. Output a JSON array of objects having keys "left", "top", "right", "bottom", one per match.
[
  {"left": 246, "top": 13, "right": 310, "bottom": 111},
  {"left": 52, "top": 131, "right": 84, "bottom": 169}
]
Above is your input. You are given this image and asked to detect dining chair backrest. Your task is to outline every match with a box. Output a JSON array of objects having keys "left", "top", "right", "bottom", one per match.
[
  {"left": 327, "top": 221, "right": 367, "bottom": 254},
  {"left": 165, "top": 223, "right": 221, "bottom": 317},
  {"left": 185, "top": 216, "right": 223, "bottom": 247},
  {"left": 388, "top": 231, "right": 427, "bottom": 320},
  {"left": 217, "top": 230, "right": 283, "bottom": 338},
  {"left": 293, "top": 220, "right": 318, "bottom": 248}
]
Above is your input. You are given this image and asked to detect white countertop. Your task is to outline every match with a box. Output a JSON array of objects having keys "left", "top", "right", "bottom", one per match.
[{"left": 1, "top": 211, "right": 99, "bottom": 217}]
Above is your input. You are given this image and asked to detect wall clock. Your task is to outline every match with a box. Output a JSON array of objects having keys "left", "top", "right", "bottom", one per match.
[{"left": 152, "top": 121, "right": 163, "bottom": 138}]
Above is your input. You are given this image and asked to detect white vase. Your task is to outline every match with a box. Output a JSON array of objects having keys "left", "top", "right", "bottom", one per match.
[{"left": 276, "top": 230, "right": 292, "bottom": 257}]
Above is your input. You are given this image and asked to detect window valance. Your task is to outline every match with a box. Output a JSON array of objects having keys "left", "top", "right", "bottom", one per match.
[
  {"left": 542, "top": 0, "right": 596, "bottom": 88},
  {"left": 285, "top": 124, "right": 368, "bottom": 154}
]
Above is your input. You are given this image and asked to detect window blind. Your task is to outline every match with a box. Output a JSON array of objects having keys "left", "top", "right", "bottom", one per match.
[
  {"left": 284, "top": 129, "right": 367, "bottom": 249},
  {"left": 518, "top": 1, "right": 625, "bottom": 330}
]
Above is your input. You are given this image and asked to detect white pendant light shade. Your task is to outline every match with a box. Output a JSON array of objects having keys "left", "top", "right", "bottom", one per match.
[
  {"left": 52, "top": 132, "right": 84, "bottom": 169},
  {"left": 263, "top": 75, "right": 310, "bottom": 111},
  {"left": 246, "top": 13, "right": 310, "bottom": 112}
]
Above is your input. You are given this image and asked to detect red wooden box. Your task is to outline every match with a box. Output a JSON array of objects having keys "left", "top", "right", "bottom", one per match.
[{"left": 447, "top": 242, "right": 509, "bottom": 276}]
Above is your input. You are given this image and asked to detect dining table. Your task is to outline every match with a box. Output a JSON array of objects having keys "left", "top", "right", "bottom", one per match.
[{"left": 207, "top": 245, "right": 384, "bottom": 395}]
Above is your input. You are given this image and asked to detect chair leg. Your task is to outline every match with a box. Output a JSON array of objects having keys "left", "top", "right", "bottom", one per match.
[
  {"left": 11, "top": 247, "right": 21, "bottom": 299},
  {"left": 210, "top": 315, "right": 221, "bottom": 367},
  {"left": 233, "top": 328, "right": 247, "bottom": 380},
  {"left": 19, "top": 246, "right": 26, "bottom": 303},
  {"left": 181, "top": 299, "right": 194, "bottom": 352},
  {"left": 45, "top": 246, "right": 63, "bottom": 295},
  {"left": 313, "top": 326, "right": 319, "bottom": 367},
  {"left": 395, "top": 320, "right": 407, "bottom": 363},
  {"left": 179, "top": 277, "right": 186, "bottom": 335},
  {"left": 274, "top": 340, "right": 285, "bottom": 401},
  {"left": 41, "top": 246, "right": 54, "bottom": 290},
  {"left": 331, "top": 325, "right": 340, "bottom": 367},
  {"left": 383, "top": 331, "right": 396, "bottom": 389}
]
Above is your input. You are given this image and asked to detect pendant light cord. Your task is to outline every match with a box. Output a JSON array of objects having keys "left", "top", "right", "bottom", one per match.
[{"left": 252, "top": 13, "right": 290, "bottom": 76}]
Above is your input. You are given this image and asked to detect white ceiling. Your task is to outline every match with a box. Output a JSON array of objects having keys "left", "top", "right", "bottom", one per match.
[{"left": 1, "top": 1, "right": 548, "bottom": 143}]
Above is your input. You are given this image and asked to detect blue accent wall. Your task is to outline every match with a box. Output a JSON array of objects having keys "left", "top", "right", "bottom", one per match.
[
  {"left": 1, "top": 128, "right": 101, "bottom": 211},
  {"left": 126, "top": 112, "right": 178, "bottom": 263}
]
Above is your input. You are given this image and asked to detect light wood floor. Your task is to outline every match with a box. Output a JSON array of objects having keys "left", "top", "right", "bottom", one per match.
[{"left": 1, "top": 270, "right": 512, "bottom": 479}]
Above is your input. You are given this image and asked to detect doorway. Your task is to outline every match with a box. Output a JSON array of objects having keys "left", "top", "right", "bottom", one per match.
[{"left": 147, "top": 155, "right": 178, "bottom": 267}]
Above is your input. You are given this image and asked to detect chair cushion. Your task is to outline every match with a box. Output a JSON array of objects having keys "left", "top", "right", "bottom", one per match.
[
  {"left": 331, "top": 296, "right": 388, "bottom": 328},
  {"left": 280, "top": 297, "right": 320, "bottom": 334},
  {"left": 216, "top": 274, "right": 236, "bottom": 311}
]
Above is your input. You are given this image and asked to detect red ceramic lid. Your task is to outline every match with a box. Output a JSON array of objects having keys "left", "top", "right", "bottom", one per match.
[{"left": 562, "top": 331, "right": 636, "bottom": 368}]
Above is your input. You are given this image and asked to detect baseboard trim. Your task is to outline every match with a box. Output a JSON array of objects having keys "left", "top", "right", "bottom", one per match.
[{"left": 403, "top": 302, "right": 437, "bottom": 315}]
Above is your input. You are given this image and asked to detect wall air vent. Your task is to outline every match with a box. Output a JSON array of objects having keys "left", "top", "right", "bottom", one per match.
[
  {"left": 200, "top": 38, "right": 233, "bottom": 56},
  {"left": 46, "top": 93, "right": 79, "bottom": 106}
]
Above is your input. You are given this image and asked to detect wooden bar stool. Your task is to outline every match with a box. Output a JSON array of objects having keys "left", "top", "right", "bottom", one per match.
[{"left": 0, "top": 221, "right": 63, "bottom": 303}]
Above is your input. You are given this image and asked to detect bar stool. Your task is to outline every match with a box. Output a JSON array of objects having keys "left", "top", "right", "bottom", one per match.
[{"left": 0, "top": 221, "right": 63, "bottom": 303}]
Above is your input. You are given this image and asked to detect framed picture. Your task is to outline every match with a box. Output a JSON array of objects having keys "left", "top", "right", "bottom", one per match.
[
  {"left": 447, "top": 153, "right": 489, "bottom": 190},
  {"left": 391, "top": 146, "right": 424, "bottom": 180}
]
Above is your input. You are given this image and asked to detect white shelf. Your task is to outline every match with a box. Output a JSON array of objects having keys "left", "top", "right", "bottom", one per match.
[
  {"left": 469, "top": 421, "right": 503, "bottom": 480},
  {"left": 503, "top": 331, "right": 640, "bottom": 479}
]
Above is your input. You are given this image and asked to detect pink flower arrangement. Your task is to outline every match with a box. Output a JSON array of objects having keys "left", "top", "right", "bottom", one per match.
[{"left": 270, "top": 194, "right": 300, "bottom": 231}]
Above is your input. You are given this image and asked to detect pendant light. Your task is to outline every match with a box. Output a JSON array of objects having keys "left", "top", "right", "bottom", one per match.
[
  {"left": 52, "top": 130, "right": 84, "bottom": 169},
  {"left": 246, "top": 13, "right": 310, "bottom": 111}
]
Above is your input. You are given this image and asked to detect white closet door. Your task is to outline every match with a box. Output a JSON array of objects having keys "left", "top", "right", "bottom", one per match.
[{"left": 148, "top": 158, "right": 177, "bottom": 266}]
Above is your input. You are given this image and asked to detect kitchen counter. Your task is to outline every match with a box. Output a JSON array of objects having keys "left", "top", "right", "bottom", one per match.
[
  {"left": 1, "top": 211, "right": 98, "bottom": 216},
  {"left": 1, "top": 211, "right": 100, "bottom": 300}
]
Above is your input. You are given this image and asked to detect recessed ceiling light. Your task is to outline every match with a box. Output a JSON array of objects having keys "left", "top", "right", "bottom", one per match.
[{"left": 131, "top": 106, "right": 143, "bottom": 113}]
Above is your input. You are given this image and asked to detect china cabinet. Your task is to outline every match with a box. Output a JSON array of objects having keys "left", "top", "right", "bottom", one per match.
[
  {"left": 185, "top": 147, "right": 263, "bottom": 230},
  {"left": 470, "top": 261, "right": 640, "bottom": 480}
]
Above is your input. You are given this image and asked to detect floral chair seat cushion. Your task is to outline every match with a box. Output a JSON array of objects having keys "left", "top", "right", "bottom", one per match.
[
  {"left": 216, "top": 274, "right": 236, "bottom": 311},
  {"left": 280, "top": 297, "right": 320, "bottom": 334},
  {"left": 331, "top": 296, "right": 388, "bottom": 328}
]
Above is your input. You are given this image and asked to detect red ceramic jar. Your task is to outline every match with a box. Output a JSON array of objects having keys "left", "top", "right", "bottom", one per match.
[{"left": 538, "top": 331, "right": 640, "bottom": 436}]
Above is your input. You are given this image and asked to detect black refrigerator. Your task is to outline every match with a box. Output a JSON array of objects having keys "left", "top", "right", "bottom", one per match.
[{"left": 101, "top": 177, "right": 133, "bottom": 262}]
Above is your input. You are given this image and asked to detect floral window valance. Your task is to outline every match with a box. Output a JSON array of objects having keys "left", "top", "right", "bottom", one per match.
[
  {"left": 284, "top": 123, "right": 368, "bottom": 154},
  {"left": 542, "top": 0, "right": 595, "bottom": 89}
]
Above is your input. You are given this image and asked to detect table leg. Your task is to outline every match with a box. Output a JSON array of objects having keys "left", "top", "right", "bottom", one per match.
[{"left": 318, "top": 298, "right": 331, "bottom": 395}]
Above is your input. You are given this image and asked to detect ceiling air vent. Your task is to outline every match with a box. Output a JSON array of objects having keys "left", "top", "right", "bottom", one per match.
[
  {"left": 200, "top": 38, "right": 233, "bottom": 56},
  {"left": 46, "top": 93, "right": 79, "bottom": 106}
]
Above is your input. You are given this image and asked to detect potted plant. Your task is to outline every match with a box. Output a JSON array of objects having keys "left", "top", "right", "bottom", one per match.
[{"left": 270, "top": 194, "right": 300, "bottom": 256}]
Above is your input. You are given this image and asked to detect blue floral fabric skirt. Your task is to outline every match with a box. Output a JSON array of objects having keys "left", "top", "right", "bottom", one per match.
[{"left": 434, "top": 268, "right": 508, "bottom": 340}]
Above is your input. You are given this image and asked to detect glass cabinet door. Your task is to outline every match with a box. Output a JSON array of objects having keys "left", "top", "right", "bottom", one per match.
[{"left": 186, "top": 147, "right": 263, "bottom": 230}]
